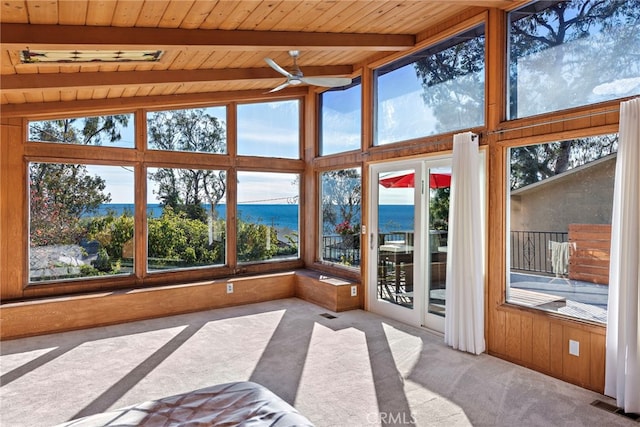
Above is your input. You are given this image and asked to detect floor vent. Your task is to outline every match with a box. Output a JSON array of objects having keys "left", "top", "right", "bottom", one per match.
[
  {"left": 319, "top": 313, "right": 337, "bottom": 319},
  {"left": 591, "top": 400, "right": 640, "bottom": 421}
]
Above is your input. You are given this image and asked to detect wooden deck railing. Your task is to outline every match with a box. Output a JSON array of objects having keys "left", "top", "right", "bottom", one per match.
[{"left": 568, "top": 224, "right": 611, "bottom": 285}]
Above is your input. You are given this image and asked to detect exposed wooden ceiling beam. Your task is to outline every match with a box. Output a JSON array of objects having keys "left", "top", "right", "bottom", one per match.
[
  {"left": 422, "top": 0, "right": 520, "bottom": 6},
  {"left": 0, "top": 87, "right": 310, "bottom": 118},
  {"left": 1, "top": 65, "right": 354, "bottom": 92},
  {"left": 1, "top": 24, "right": 415, "bottom": 51}
]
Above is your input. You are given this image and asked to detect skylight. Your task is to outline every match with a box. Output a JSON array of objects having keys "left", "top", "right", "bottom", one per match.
[{"left": 20, "top": 50, "right": 163, "bottom": 64}]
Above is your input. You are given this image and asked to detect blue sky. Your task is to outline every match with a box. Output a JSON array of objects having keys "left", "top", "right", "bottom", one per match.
[
  {"left": 321, "top": 83, "right": 361, "bottom": 155},
  {"left": 237, "top": 100, "right": 299, "bottom": 158}
]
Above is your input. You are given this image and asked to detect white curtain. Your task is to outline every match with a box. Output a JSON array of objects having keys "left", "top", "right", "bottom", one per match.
[
  {"left": 444, "top": 131, "right": 485, "bottom": 355},
  {"left": 605, "top": 97, "right": 640, "bottom": 413}
]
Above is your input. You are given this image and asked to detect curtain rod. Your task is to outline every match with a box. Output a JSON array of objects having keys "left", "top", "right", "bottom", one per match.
[
  {"left": 365, "top": 132, "right": 479, "bottom": 157},
  {"left": 364, "top": 138, "right": 451, "bottom": 157},
  {"left": 487, "top": 107, "right": 620, "bottom": 135}
]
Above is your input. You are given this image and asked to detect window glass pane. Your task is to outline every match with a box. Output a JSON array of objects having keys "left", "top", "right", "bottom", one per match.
[
  {"left": 237, "top": 171, "right": 299, "bottom": 263},
  {"left": 147, "top": 167, "right": 226, "bottom": 271},
  {"left": 237, "top": 100, "right": 300, "bottom": 158},
  {"left": 147, "top": 107, "right": 227, "bottom": 154},
  {"left": 320, "top": 168, "right": 361, "bottom": 268},
  {"left": 320, "top": 79, "right": 361, "bottom": 155},
  {"left": 508, "top": 1, "right": 640, "bottom": 119},
  {"left": 375, "top": 25, "right": 485, "bottom": 145},
  {"left": 28, "top": 114, "right": 134, "bottom": 148},
  {"left": 29, "top": 163, "right": 134, "bottom": 282},
  {"left": 507, "top": 134, "right": 618, "bottom": 323}
]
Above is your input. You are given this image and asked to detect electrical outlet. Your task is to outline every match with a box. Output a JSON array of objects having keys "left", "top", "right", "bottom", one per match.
[
  {"left": 227, "top": 283, "right": 234, "bottom": 294},
  {"left": 351, "top": 285, "right": 357, "bottom": 297},
  {"left": 569, "top": 339, "right": 579, "bottom": 356}
]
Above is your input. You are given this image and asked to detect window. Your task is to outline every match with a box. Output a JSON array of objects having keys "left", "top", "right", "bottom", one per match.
[
  {"left": 147, "top": 167, "right": 227, "bottom": 271},
  {"left": 507, "top": 134, "right": 618, "bottom": 323},
  {"left": 29, "top": 162, "right": 135, "bottom": 282},
  {"left": 319, "top": 78, "right": 361, "bottom": 156},
  {"left": 22, "top": 101, "right": 305, "bottom": 289},
  {"left": 147, "top": 107, "right": 227, "bottom": 154},
  {"left": 320, "top": 168, "right": 361, "bottom": 268},
  {"left": 508, "top": 0, "right": 640, "bottom": 119},
  {"left": 236, "top": 171, "right": 299, "bottom": 263},
  {"left": 237, "top": 100, "right": 300, "bottom": 159},
  {"left": 28, "top": 114, "right": 135, "bottom": 148},
  {"left": 374, "top": 25, "right": 485, "bottom": 145}
]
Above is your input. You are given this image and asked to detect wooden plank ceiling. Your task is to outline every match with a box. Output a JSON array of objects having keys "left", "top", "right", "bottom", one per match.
[{"left": 1, "top": 0, "right": 521, "bottom": 108}]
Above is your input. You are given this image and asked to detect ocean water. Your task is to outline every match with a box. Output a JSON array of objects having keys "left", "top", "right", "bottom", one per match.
[{"left": 92, "top": 204, "right": 414, "bottom": 233}]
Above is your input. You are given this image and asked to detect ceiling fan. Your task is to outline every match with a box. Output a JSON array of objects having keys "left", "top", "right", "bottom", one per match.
[{"left": 264, "top": 50, "right": 352, "bottom": 93}]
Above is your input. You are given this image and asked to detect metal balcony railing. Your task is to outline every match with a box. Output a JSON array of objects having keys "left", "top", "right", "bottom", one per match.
[
  {"left": 322, "top": 230, "right": 565, "bottom": 275},
  {"left": 322, "top": 234, "right": 361, "bottom": 266},
  {"left": 510, "top": 230, "right": 568, "bottom": 275}
]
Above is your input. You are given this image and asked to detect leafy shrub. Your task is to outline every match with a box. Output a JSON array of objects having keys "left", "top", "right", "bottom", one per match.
[
  {"left": 92, "top": 248, "right": 112, "bottom": 272},
  {"left": 67, "top": 206, "right": 294, "bottom": 270},
  {"left": 87, "top": 213, "right": 134, "bottom": 259},
  {"left": 147, "top": 207, "right": 224, "bottom": 266},
  {"left": 237, "top": 220, "right": 277, "bottom": 262}
]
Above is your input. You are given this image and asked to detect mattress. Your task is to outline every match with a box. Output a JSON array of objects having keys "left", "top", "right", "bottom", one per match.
[{"left": 56, "top": 381, "right": 315, "bottom": 426}]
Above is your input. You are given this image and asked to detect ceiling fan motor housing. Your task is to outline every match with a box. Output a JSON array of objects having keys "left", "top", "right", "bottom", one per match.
[{"left": 265, "top": 50, "right": 352, "bottom": 92}]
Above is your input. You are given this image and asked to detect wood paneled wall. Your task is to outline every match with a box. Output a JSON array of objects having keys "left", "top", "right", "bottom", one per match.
[
  {"left": 489, "top": 305, "right": 606, "bottom": 392},
  {"left": 0, "top": 117, "right": 25, "bottom": 300},
  {"left": 486, "top": 110, "right": 621, "bottom": 394},
  {"left": 0, "top": 272, "right": 297, "bottom": 340},
  {"left": 481, "top": 3, "right": 626, "bottom": 391}
]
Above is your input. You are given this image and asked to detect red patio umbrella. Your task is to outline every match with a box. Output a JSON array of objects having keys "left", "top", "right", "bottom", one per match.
[
  {"left": 429, "top": 172, "right": 451, "bottom": 189},
  {"left": 379, "top": 172, "right": 450, "bottom": 189}
]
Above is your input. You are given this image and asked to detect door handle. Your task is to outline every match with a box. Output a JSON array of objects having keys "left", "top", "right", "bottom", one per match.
[{"left": 370, "top": 233, "right": 375, "bottom": 250}]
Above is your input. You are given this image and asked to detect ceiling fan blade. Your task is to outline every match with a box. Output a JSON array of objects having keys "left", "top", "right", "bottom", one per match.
[
  {"left": 269, "top": 81, "right": 291, "bottom": 93},
  {"left": 300, "top": 76, "right": 352, "bottom": 88},
  {"left": 264, "top": 57, "right": 292, "bottom": 78}
]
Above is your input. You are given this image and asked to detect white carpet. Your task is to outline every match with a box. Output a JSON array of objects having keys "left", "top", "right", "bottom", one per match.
[{"left": 0, "top": 298, "right": 634, "bottom": 426}]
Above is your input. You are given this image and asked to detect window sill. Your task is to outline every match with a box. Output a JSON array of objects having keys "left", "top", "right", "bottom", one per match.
[{"left": 498, "top": 301, "right": 607, "bottom": 330}]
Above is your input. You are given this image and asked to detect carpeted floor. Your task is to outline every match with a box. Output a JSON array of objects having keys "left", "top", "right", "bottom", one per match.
[{"left": 0, "top": 298, "right": 635, "bottom": 426}]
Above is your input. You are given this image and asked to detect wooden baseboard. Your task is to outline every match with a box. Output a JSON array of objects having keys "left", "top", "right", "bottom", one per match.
[
  {"left": 0, "top": 272, "right": 296, "bottom": 340},
  {"left": 0, "top": 269, "right": 364, "bottom": 340}
]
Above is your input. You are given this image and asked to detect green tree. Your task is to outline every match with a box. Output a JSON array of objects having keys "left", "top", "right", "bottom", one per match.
[
  {"left": 429, "top": 187, "right": 450, "bottom": 231},
  {"left": 412, "top": 1, "right": 632, "bottom": 190},
  {"left": 237, "top": 220, "right": 277, "bottom": 262},
  {"left": 30, "top": 115, "right": 129, "bottom": 146},
  {"left": 510, "top": 135, "right": 618, "bottom": 190},
  {"left": 86, "top": 212, "right": 135, "bottom": 261},
  {"left": 30, "top": 163, "right": 111, "bottom": 246},
  {"left": 28, "top": 115, "right": 129, "bottom": 246},
  {"left": 413, "top": 29, "right": 485, "bottom": 133},
  {"left": 147, "top": 109, "right": 227, "bottom": 221},
  {"left": 506, "top": 1, "right": 633, "bottom": 189},
  {"left": 508, "top": 0, "right": 639, "bottom": 118},
  {"left": 147, "top": 207, "right": 224, "bottom": 267},
  {"left": 321, "top": 169, "right": 361, "bottom": 234}
]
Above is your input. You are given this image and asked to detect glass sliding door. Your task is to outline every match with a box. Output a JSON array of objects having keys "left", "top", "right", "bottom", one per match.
[
  {"left": 369, "top": 159, "right": 452, "bottom": 330},
  {"left": 369, "top": 161, "right": 422, "bottom": 326},
  {"left": 424, "top": 164, "right": 452, "bottom": 332},
  {"left": 369, "top": 154, "right": 484, "bottom": 332}
]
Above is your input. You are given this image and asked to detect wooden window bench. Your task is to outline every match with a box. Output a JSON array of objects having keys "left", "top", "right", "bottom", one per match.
[{"left": 0, "top": 269, "right": 362, "bottom": 340}]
